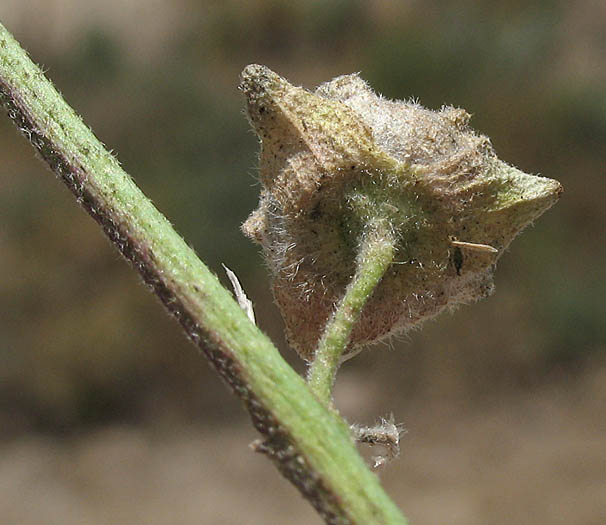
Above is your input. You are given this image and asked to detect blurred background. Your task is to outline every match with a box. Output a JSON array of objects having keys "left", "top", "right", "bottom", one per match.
[{"left": 0, "top": 1, "right": 604, "bottom": 523}]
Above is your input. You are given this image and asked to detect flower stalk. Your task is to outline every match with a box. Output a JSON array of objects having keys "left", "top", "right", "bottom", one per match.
[{"left": 308, "top": 218, "right": 396, "bottom": 404}]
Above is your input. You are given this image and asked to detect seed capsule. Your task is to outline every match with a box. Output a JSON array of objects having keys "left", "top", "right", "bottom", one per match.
[{"left": 240, "top": 64, "right": 562, "bottom": 360}]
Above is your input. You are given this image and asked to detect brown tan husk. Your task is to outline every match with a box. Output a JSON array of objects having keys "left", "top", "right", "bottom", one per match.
[{"left": 240, "top": 65, "right": 562, "bottom": 360}]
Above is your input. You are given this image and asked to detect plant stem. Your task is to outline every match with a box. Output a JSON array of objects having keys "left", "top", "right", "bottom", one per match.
[
  {"left": 0, "top": 22, "right": 407, "bottom": 524},
  {"left": 308, "top": 220, "right": 396, "bottom": 404}
]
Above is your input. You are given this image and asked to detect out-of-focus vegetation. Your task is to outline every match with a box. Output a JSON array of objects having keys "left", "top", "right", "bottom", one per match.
[{"left": 0, "top": 0, "right": 604, "bottom": 435}]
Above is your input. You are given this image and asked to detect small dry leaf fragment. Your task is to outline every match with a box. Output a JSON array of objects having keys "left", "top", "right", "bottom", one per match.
[
  {"left": 223, "top": 264, "right": 256, "bottom": 324},
  {"left": 351, "top": 415, "right": 404, "bottom": 469},
  {"left": 240, "top": 64, "right": 562, "bottom": 360}
]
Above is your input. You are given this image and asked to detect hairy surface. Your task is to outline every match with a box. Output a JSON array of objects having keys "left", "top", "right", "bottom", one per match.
[{"left": 240, "top": 65, "right": 562, "bottom": 359}]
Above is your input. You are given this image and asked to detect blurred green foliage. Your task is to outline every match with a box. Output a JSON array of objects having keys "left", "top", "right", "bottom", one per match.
[{"left": 0, "top": 1, "right": 604, "bottom": 433}]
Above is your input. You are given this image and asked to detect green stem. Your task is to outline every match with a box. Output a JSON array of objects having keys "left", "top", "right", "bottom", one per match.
[
  {"left": 0, "top": 22, "right": 406, "bottom": 525},
  {"left": 308, "top": 220, "right": 396, "bottom": 404}
]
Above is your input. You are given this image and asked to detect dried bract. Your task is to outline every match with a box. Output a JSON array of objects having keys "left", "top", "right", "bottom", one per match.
[{"left": 240, "top": 65, "right": 562, "bottom": 360}]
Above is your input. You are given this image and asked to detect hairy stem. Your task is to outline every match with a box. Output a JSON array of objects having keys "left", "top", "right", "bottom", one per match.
[
  {"left": 308, "top": 220, "right": 396, "bottom": 404},
  {"left": 0, "top": 22, "right": 406, "bottom": 524}
]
